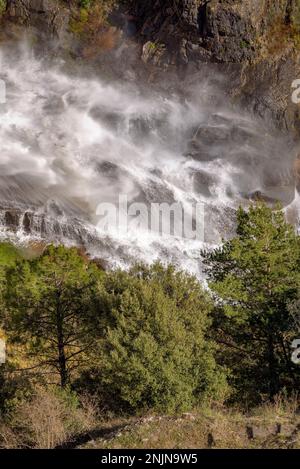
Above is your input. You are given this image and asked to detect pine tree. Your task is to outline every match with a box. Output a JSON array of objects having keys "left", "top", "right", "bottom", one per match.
[
  {"left": 4, "top": 245, "right": 102, "bottom": 388},
  {"left": 202, "top": 204, "right": 300, "bottom": 402}
]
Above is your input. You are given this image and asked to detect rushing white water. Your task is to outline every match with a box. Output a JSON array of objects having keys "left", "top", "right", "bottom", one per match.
[{"left": 0, "top": 41, "right": 299, "bottom": 276}]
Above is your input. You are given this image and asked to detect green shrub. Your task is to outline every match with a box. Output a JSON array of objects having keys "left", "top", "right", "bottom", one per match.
[
  {"left": 0, "top": 0, "right": 6, "bottom": 17},
  {"left": 79, "top": 0, "right": 92, "bottom": 9},
  {"left": 98, "top": 263, "right": 229, "bottom": 414},
  {"left": 0, "top": 243, "right": 22, "bottom": 268},
  {"left": 0, "top": 387, "right": 97, "bottom": 448},
  {"left": 71, "top": 1, "right": 116, "bottom": 37}
]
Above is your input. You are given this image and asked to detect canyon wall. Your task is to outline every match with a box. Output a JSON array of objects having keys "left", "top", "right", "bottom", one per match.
[{"left": 1, "top": 0, "right": 300, "bottom": 134}]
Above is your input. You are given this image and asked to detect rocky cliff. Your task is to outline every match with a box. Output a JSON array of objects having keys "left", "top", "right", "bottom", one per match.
[
  {"left": 2, "top": 0, "right": 70, "bottom": 39},
  {"left": 1, "top": 0, "right": 300, "bottom": 135},
  {"left": 132, "top": 0, "right": 296, "bottom": 64},
  {"left": 132, "top": 0, "right": 300, "bottom": 135}
]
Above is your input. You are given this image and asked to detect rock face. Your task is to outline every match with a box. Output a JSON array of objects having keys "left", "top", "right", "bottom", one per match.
[
  {"left": 2, "top": 0, "right": 300, "bottom": 134},
  {"left": 0, "top": 204, "right": 93, "bottom": 243},
  {"left": 131, "top": 1, "right": 298, "bottom": 62},
  {"left": 129, "top": 0, "right": 300, "bottom": 135},
  {"left": 5, "top": 0, "right": 70, "bottom": 40}
]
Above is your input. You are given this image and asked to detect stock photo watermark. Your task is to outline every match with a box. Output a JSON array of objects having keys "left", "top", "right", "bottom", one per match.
[
  {"left": 0, "top": 79, "right": 6, "bottom": 104},
  {"left": 96, "top": 195, "right": 205, "bottom": 241},
  {"left": 291, "top": 338, "right": 300, "bottom": 365},
  {"left": 0, "top": 339, "right": 5, "bottom": 364},
  {"left": 292, "top": 79, "right": 300, "bottom": 104}
]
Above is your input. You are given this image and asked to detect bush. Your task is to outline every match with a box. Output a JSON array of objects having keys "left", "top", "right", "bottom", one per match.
[
  {"left": 97, "top": 263, "right": 229, "bottom": 414},
  {"left": 0, "top": 0, "right": 6, "bottom": 17},
  {"left": 71, "top": 0, "right": 116, "bottom": 36},
  {"left": 0, "top": 387, "right": 98, "bottom": 448},
  {"left": 0, "top": 242, "right": 21, "bottom": 303},
  {"left": 79, "top": 0, "right": 92, "bottom": 8}
]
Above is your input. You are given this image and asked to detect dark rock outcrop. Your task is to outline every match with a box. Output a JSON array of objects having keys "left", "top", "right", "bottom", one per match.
[
  {"left": 2, "top": 0, "right": 300, "bottom": 134},
  {"left": 5, "top": 0, "right": 70, "bottom": 40},
  {"left": 0, "top": 204, "right": 96, "bottom": 245},
  {"left": 129, "top": 0, "right": 300, "bottom": 135},
  {"left": 130, "top": 0, "right": 291, "bottom": 64}
]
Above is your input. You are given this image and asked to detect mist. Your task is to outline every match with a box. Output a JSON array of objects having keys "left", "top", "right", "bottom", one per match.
[{"left": 0, "top": 41, "right": 298, "bottom": 276}]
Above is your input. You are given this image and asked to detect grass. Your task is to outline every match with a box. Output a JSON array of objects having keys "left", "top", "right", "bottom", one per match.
[
  {"left": 79, "top": 403, "right": 300, "bottom": 449},
  {"left": 0, "top": 361, "right": 299, "bottom": 450},
  {"left": 1, "top": 393, "right": 299, "bottom": 449}
]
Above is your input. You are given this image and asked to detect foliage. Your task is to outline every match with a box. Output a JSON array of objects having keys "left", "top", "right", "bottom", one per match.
[
  {"left": 71, "top": 0, "right": 116, "bottom": 36},
  {"left": 0, "top": 386, "right": 98, "bottom": 448},
  {"left": 292, "top": 0, "right": 300, "bottom": 30},
  {"left": 96, "top": 263, "right": 229, "bottom": 414},
  {"left": 1, "top": 201, "right": 300, "bottom": 429},
  {"left": 0, "top": 243, "right": 228, "bottom": 415},
  {"left": 288, "top": 294, "right": 300, "bottom": 333},
  {"left": 4, "top": 246, "right": 103, "bottom": 388},
  {"left": 80, "top": 395, "right": 300, "bottom": 449},
  {"left": 70, "top": 7, "right": 89, "bottom": 35},
  {"left": 0, "top": 243, "right": 20, "bottom": 269},
  {"left": 202, "top": 204, "right": 300, "bottom": 404},
  {"left": 0, "top": 0, "right": 6, "bottom": 17},
  {"left": 0, "top": 242, "right": 21, "bottom": 301},
  {"left": 79, "top": 0, "right": 92, "bottom": 9}
]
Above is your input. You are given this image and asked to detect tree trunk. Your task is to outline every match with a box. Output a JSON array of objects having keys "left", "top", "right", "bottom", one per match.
[
  {"left": 58, "top": 335, "right": 68, "bottom": 388},
  {"left": 280, "top": 336, "right": 297, "bottom": 388},
  {"left": 56, "top": 295, "right": 68, "bottom": 388},
  {"left": 268, "top": 333, "right": 278, "bottom": 401}
]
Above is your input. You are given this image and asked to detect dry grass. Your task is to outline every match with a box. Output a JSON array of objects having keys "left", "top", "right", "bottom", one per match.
[
  {"left": 261, "top": 16, "right": 293, "bottom": 56},
  {"left": 81, "top": 400, "right": 300, "bottom": 450},
  {"left": 82, "top": 27, "right": 120, "bottom": 58},
  {"left": 1, "top": 392, "right": 299, "bottom": 449},
  {"left": 0, "top": 388, "right": 99, "bottom": 449},
  {"left": 259, "top": 11, "right": 300, "bottom": 57}
]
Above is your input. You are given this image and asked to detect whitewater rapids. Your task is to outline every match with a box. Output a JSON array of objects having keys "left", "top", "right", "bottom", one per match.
[{"left": 0, "top": 41, "right": 299, "bottom": 277}]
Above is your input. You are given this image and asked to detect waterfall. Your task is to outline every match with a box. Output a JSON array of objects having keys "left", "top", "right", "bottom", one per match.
[{"left": 0, "top": 41, "right": 298, "bottom": 276}]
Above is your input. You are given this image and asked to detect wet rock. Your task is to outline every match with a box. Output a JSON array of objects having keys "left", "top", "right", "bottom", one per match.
[
  {"left": 181, "top": 0, "right": 199, "bottom": 33},
  {"left": 132, "top": 0, "right": 300, "bottom": 133},
  {"left": 179, "top": 38, "right": 189, "bottom": 65},
  {"left": 44, "top": 200, "right": 65, "bottom": 218},
  {"left": 23, "top": 212, "right": 31, "bottom": 233},
  {"left": 4, "top": 209, "right": 20, "bottom": 229},
  {"left": 129, "top": 116, "right": 154, "bottom": 139},
  {"left": 141, "top": 41, "right": 167, "bottom": 66},
  {"left": 193, "top": 171, "right": 214, "bottom": 198},
  {"left": 193, "top": 124, "right": 232, "bottom": 145},
  {"left": 6, "top": 0, "right": 70, "bottom": 41},
  {"left": 135, "top": 0, "right": 259, "bottom": 64},
  {"left": 89, "top": 107, "right": 124, "bottom": 131},
  {"left": 0, "top": 204, "right": 96, "bottom": 246}
]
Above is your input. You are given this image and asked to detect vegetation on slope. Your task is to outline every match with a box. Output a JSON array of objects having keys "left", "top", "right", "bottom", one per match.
[
  {"left": 0, "top": 1, "right": 6, "bottom": 17},
  {"left": 0, "top": 204, "right": 299, "bottom": 448}
]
